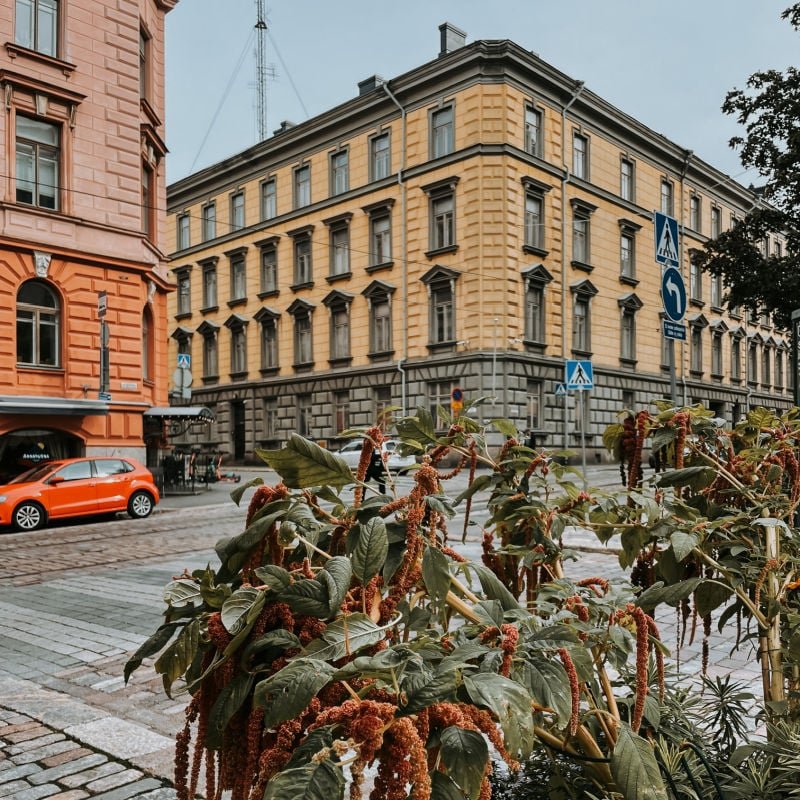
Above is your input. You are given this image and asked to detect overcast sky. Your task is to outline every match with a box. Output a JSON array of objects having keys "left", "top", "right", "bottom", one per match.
[{"left": 164, "top": 1, "right": 797, "bottom": 186}]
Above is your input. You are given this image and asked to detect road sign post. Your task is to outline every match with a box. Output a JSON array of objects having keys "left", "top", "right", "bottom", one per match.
[
  {"left": 565, "top": 361, "right": 593, "bottom": 489},
  {"left": 660, "top": 263, "right": 686, "bottom": 407}
]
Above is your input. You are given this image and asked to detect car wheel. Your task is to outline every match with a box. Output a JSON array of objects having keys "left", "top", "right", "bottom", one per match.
[
  {"left": 128, "top": 491, "right": 154, "bottom": 519},
  {"left": 13, "top": 501, "right": 46, "bottom": 532}
]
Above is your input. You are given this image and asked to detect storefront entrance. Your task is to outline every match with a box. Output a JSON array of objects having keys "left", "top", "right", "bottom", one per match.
[{"left": 0, "top": 429, "right": 84, "bottom": 484}]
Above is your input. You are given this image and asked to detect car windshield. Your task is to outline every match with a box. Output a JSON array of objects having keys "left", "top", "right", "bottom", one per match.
[{"left": 10, "top": 462, "right": 62, "bottom": 484}]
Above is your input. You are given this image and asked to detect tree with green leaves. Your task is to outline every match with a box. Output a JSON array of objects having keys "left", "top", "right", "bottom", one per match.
[{"left": 694, "top": 4, "right": 800, "bottom": 329}]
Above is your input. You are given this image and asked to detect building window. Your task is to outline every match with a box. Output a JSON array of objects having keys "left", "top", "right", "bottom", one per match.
[
  {"left": 619, "top": 294, "right": 642, "bottom": 363},
  {"left": 15, "top": 0, "right": 57, "bottom": 56},
  {"left": 202, "top": 202, "right": 216, "bottom": 241},
  {"left": 16, "top": 116, "right": 59, "bottom": 210},
  {"left": 289, "top": 300, "right": 314, "bottom": 366},
  {"left": 710, "top": 273, "right": 722, "bottom": 308},
  {"left": 332, "top": 391, "right": 349, "bottom": 435},
  {"left": 571, "top": 280, "right": 597, "bottom": 355},
  {"left": 294, "top": 164, "right": 311, "bottom": 208},
  {"left": 431, "top": 105, "right": 454, "bottom": 158},
  {"left": 199, "top": 322, "right": 219, "bottom": 379},
  {"left": 375, "top": 386, "right": 393, "bottom": 430},
  {"left": 711, "top": 207, "right": 721, "bottom": 238},
  {"left": 620, "top": 157, "right": 634, "bottom": 202},
  {"left": 16, "top": 280, "right": 59, "bottom": 367},
  {"left": 775, "top": 240, "right": 783, "bottom": 258},
  {"left": 363, "top": 280, "right": 395, "bottom": 358},
  {"left": 261, "top": 178, "right": 277, "bottom": 220},
  {"left": 527, "top": 380, "right": 543, "bottom": 430},
  {"left": 524, "top": 104, "right": 542, "bottom": 157},
  {"left": 711, "top": 330, "right": 723, "bottom": 376},
  {"left": 289, "top": 227, "right": 314, "bottom": 286},
  {"left": 230, "top": 191, "right": 245, "bottom": 232},
  {"left": 297, "top": 394, "right": 312, "bottom": 439},
  {"left": 620, "top": 232, "right": 635, "bottom": 280},
  {"left": 660, "top": 179, "right": 674, "bottom": 216},
  {"left": 330, "top": 150, "right": 349, "bottom": 196},
  {"left": 748, "top": 339, "right": 758, "bottom": 384},
  {"left": 259, "top": 241, "right": 278, "bottom": 295},
  {"left": 689, "top": 195, "right": 701, "bottom": 232},
  {"left": 432, "top": 195, "right": 455, "bottom": 250},
  {"left": 572, "top": 133, "right": 588, "bottom": 179},
  {"left": 522, "top": 265, "right": 552, "bottom": 345},
  {"left": 229, "top": 250, "right": 247, "bottom": 302},
  {"left": 322, "top": 215, "right": 352, "bottom": 278},
  {"left": 225, "top": 316, "right": 248, "bottom": 376},
  {"left": 142, "top": 307, "right": 154, "bottom": 382},
  {"left": 775, "top": 350, "right": 784, "bottom": 388},
  {"left": 176, "top": 269, "right": 191, "bottom": 316},
  {"left": 690, "top": 325, "right": 704, "bottom": 374},
  {"left": 570, "top": 199, "right": 597, "bottom": 267},
  {"left": 263, "top": 397, "right": 278, "bottom": 438},
  {"left": 421, "top": 267, "right": 461, "bottom": 347},
  {"left": 731, "top": 334, "right": 742, "bottom": 381},
  {"left": 524, "top": 193, "right": 543, "bottom": 251},
  {"left": 323, "top": 291, "right": 353, "bottom": 363},
  {"left": 177, "top": 213, "right": 190, "bottom": 250},
  {"left": 255, "top": 309, "right": 279, "bottom": 371},
  {"left": 762, "top": 346, "right": 772, "bottom": 387},
  {"left": 428, "top": 380, "right": 453, "bottom": 428},
  {"left": 139, "top": 27, "right": 149, "bottom": 100},
  {"left": 690, "top": 259, "right": 702, "bottom": 302},
  {"left": 370, "top": 132, "right": 390, "bottom": 181},
  {"left": 201, "top": 259, "right": 218, "bottom": 309},
  {"left": 141, "top": 161, "right": 154, "bottom": 236},
  {"left": 370, "top": 213, "right": 391, "bottom": 266}
]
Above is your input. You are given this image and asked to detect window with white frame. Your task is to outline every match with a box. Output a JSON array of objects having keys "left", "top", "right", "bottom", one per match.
[
  {"left": 524, "top": 104, "right": 543, "bottom": 157},
  {"left": 689, "top": 195, "right": 701, "bottom": 232},
  {"left": 711, "top": 329, "right": 723, "bottom": 376},
  {"left": 660, "top": 179, "right": 674, "bottom": 215},
  {"left": 620, "top": 157, "right": 634, "bottom": 202},
  {"left": 374, "top": 386, "right": 393, "bottom": 430},
  {"left": 370, "top": 132, "right": 390, "bottom": 181},
  {"left": 175, "top": 269, "right": 191, "bottom": 316},
  {"left": 522, "top": 264, "right": 552, "bottom": 345},
  {"left": 521, "top": 177, "right": 550, "bottom": 254},
  {"left": 332, "top": 391, "right": 349, "bottom": 435},
  {"left": 428, "top": 380, "right": 453, "bottom": 428},
  {"left": 690, "top": 322, "right": 704, "bottom": 374},
  {"left": 571, "top": 280, "right": 597, "bottom": 354},
  {"left": 432, "top": 194, "right": 454, "bottom": 250},
  {"left": 16, "top": 116, "right": 59, "bottom": 210},
  {"left": 431, "top": 106, "right": 454, "bottom": 158},
  {"left": 228, "top": 249, "right": 247, "bottom": 302},
  {"left": 371, "top": 214, "right": 391, "bottom": 265},
  {"left": 748, "top": 339, "right": 759, "bottom": 383},
  {"left": 15, "top": 0, "right": 58, "bottom": 56},
  {"left": 201, "top": 259, "right": 217, "bottom": 309},
  {"left": 202, "top": 202, "right": 216, "bottom": 241},
  {"left": 762, "top": 345, "right": 772, "bottom": 386},
  {"left": 572, "top": 132, "right": 588, "bottom": 179},
  {"left": 260, "top": 178, "right": 277, "bottom": 220},
  {"left": 711, "top": 206, "right": 721, "bottom": 238},
  {"left": 294, "top": 164, "right": 311, "bottom": 208},
  {"left": 526, "top": 380, "right": 544, "bottom": 430},
  {"left": 619, "top": 219, "right": 641, "bottom": 281},
  {"left": 775, "top": 349, "right": 784, "bottom": 388},
  {"left": 230, "top": 191, "right": 245, "bottom": 231},
  {"left": 330, "top": 150, "right": 349, "bottom": 196},
  {"left": 258, "top": 240, "right": 278, "bottom": 295},
  {"left": 326, "top": 218, "right": 350, "bottom": 278},
  {"left": 16, "top": 280, "right": 60, "bottom": 367}
]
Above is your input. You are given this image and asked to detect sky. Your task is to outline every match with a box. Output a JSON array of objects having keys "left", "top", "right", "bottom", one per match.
[{"left": 164, "top": 1, "right": 798, "bottom": 186}]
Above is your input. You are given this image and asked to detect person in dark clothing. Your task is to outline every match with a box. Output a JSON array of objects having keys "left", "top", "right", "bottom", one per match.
[{"left": 365, "top": 446, "right": 387, "bottom": 494}]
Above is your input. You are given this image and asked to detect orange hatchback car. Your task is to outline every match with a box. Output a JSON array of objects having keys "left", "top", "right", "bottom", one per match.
[{"left": 0, "top": 457, "right": 160, "bottom": 532}]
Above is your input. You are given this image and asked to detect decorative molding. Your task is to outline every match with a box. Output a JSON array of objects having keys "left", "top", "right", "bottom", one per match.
[{"left": 33, "top": 251, "right": 51, "bottom": 277}]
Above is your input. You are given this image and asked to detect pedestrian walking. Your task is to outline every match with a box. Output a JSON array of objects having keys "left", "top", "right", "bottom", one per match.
[{"left": 365, "top": 446, "right": 387, "bottom": 494}]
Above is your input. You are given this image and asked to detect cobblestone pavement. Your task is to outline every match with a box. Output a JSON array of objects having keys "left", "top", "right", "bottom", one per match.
[{"left": 0, "top": 465, "right": 762, "bottom": 798}]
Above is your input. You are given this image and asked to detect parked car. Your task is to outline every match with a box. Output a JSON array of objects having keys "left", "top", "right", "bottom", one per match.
[
  {"left": 335, "top": 439, "right": 416, "bottom": 472},
  {"left": 0, "top": 457, "right": 160, "bottom": 532}
]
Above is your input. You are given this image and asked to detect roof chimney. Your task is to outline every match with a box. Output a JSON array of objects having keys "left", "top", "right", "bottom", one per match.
[
  {"left": 273, "top": 120, "right": 296, "bottom": 135},
  {"left": 439, "top": 22, "right": 466, "bottom": 57},
  {"left": 358, "top": 75, "right": 385, "bottom": 96}
]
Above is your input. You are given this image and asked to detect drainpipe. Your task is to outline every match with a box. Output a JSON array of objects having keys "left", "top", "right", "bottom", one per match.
[
  {"left": 560, "top": 80, "right": 585, "bottom": 454},
  {"left": 678, "top": 149, "right": 692, "bottom": 407},
  {"left": 383, "top": 81, "right": 408, "bottom": 415}
]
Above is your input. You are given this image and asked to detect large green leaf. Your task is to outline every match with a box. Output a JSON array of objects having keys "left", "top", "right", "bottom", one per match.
[
  {"left": 422, "top": 546, "right": 452, "bottom": 610},
  {"left": 263, "top": 759, "right": 344, "bottom": 800},
  {"left": 670, "top": 531, "right": 698, "bottom": 563},
  {"left": 515, "top": 657, "right": 571, "bottom": 724},
  {"left": 439, "top": 726, "right": 489, "bottom": 800},
  {"left": 635, "top": 578, "right": 702, "bottom": 613},
  {"left": 463, "top": 673, "right": 534, "bottom": 760},
  {"left": 244, "top": 629, "right": 302, "bottom": 668},
  {"left": 253, "top": 565, "right": 292, "bottom": 592},
  {"left": 351, "top": 517, "right": 388, "bottom": 585},
  {"left": 279, "top": 578, "right": 331, "bottom": 618},
  {"left": 221, "top": 587, "right": 263, "bottom": 634},
  {"left": 206, "top": 673, "right": 254, "bottom": 750},
  {"left": 320, "top": 557, "right": 352, "bottom": 616},
  {"left": 395, "top": 407, "right": 437, "bottom": 445},
  {"left": 256, "top": 434, "right": 354, "bottom": 489},
  {"left": 229, "top": 476, "right": 263, "bottom": 506},
  {"left": 430, "top": 771, "right": 468, "bottom": 800},
  {"left": 302, "top": 613, "right": 385, "bottom": 662},
  {"left": 163, "top": 579, "right": 202, "bottom": 607},
  {"left": 401, "top": 669, "right": 460, "bottom": 714},
  {"left": 154, "top": 617, "right": 201, "bottom": 697},
  {"left": 469, "top": 563, "right": 521, "bottom": 611},
  {"left": 254, "top": 658, "right": 335, "bottom": 728},
  {"left": 124, "top": 622, "right": 181, "bottom": 683},
  {"left": 285, "top": 727, "right": 335, "bottom": 769},
  {"left": 654, "top": 466, "right": 715, "bottom": 491},
  {"left": 610, "top": 724, "right": 668, "bottom": 800},
  {"left": 694, "top": 580, "right": 733, "bottom": 617},
  {"left": 453, "top": 474, "right": 493, "bottom": 506}
]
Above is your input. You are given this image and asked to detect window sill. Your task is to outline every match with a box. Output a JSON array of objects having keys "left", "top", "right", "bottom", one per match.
[
  {"left": 328, "top": 357, "right": 353, "bottom": 368},
  {"left": 5, "top": 42, "right": 77, "bottom": 75},
  {"left": 619, "top": 358, "right": 637, "bottom": 368},
  {"left": 230, "top": 371, "right": 249, "bottom": 381},
  {"left": 293, "top": 361, "right": 315, "bottom": 372},
  {"left": 368, "top": 349, "right": 395, "bottom": 362},
  {"left": 227, "top": 297, "right": 247, "bottom": 309},
  {"left": 690, "top": 370, "right": 704, "bottom": 379},
  {"left": 290, "top": 281, "right": 314, "bottom": 292},
  {"left": 571, "top": 260, "right": 594, "bottom": 273},
  {"left": 200, "top": 305, "right": 219, "bottom": 314},
  {"left": 326, "top": 271, "right": 352, "bottom": 284},
  {"left": 523, "top": 339, "right": 547, "bottom": 354},
  {"left": 175, "top": 311, "right": 192, "bottom": 321},
  {"left": 425, "top": 244, "right": 458, "bottom": 259},
  {"left": 710, "top": 305, "right": 725, "bottom": 314},
  {"left": 260, "top": 367, "right": 279, "bottom": 376},
  {"left": 202, "top": 376, "right": 219, "bottom": 385},
  {"left": 571, "top": 348, "right": 593, "bottom": 359},
  {"left": 257, "top": 290, "right": 280, "bottom": 300},
  {"left": 690, "top": 298, "right": 705, "bottom": 309},
  {"left": 730, "top": 377, "right": 742, "bottom": 385},
  {"left": 427, "top": 340, "right": 457, "bottom": 353},
  {"left": 522, "top": 244, "right": 549, "bottom": 258},
  {"left": 366, "top": 261, "right": 394, "bottom": 274},
  {"left": 711, "top": 372, "right": 724, "bottom": 381},
  {"left": 729, "top": 311, "right": 742, "bottom": 320},
  {"left": 16, "top": 364, "right": 64, "bottom": 373},
  {"left": 619, "top": 275, "right": 639, "bottom": 287}
]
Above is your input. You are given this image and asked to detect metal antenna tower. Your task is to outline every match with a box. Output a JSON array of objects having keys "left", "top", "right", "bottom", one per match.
[{"left": 254, "top": 0, "right": 268, "bottom": 141}]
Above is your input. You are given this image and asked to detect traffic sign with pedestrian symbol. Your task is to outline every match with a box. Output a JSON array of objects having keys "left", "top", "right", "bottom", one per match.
[
  {"left": 177, "top": 353, "right": 191, "bottom": 369},
  {"left": 565, "top": 360, "right": 593, "bottom": 391},
  {"left": 555, "top": 383, "right": 568, "bottom": 396},
  {"left": 654, "top": 211, "right": 680, "bottom": 268}
]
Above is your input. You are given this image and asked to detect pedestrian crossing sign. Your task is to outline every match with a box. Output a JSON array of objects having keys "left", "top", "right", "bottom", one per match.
[
  {"left": 565, "top": 359, "right": 593, "bottom": 391},
  {"left": 654, "top": 211, "right": 679, "bottom": 268}
]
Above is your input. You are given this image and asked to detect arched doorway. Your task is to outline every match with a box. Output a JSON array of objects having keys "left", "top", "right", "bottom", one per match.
[{"left": 0, "top": 429, "right": 84, "bottom": 483}]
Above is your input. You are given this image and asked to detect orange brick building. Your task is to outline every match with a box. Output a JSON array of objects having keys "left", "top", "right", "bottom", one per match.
[{"left": 0, "top": 0, "right": 176, "bottom": 481}]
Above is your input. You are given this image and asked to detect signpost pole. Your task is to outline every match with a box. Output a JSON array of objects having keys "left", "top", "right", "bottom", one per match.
[
  {"left": 669, "top": 338, "right": 677, "bottom": 407},
  {"left": 792, "top": 310, "right": 800, "bottom": 407},
  {"left": 580, "top": 391, "right": 587, "bottom": 491}
]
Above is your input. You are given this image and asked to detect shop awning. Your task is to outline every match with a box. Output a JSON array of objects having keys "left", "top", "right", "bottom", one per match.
[
  {"left": 144, "top": 406, "right": 215, "bottom": 422},
  {"left": 0, "top": 395, "right": 109, "bottom": 416}
]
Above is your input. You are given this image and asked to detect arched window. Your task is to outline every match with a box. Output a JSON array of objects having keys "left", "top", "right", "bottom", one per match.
[{"left": 17, "top": 280, "right": 60, "bottom": 367}]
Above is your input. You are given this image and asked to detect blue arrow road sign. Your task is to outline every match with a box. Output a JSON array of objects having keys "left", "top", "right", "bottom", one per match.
[
  {"left": 661, "top": 266, "right": 687, "bottom": 322},
  {"left": 654, "top": 211, "right": 680, "bottom": 267},
  {"left": 177, "top": 353, "right": 191, "bottom": 369},
  {"left": 565, "top": 360, "right": 593, "bottom": 391}
]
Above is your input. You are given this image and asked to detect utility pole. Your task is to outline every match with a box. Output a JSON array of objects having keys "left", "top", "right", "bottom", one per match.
[{"left": 254, "top": 0, "right": 268, "bottom": 141}]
